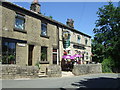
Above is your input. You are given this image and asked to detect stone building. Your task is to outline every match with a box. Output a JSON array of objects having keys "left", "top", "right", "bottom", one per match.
[
  {"left": 59, "top": 19, "right": 91, "bottom": 66},
  {"left": 0, "top": 0, "right": 91, "bottom": 72},
  {"left": 0, "top": 0, "right": 59, "bottom": 72}
]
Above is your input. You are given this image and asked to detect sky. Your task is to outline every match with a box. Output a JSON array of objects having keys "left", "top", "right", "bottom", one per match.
[{"left": 13, "top": 2, "right": 119, "bottom": 38}]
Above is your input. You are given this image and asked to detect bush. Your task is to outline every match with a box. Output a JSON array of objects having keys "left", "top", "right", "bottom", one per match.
[
  {"left": 102, "top": 57, "right": 115, "bottom": 73},
  {"left": 35, "top": 61, "right": 40, "bottom": 69}
]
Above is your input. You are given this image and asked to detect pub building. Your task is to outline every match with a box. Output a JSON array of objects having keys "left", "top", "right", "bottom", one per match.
[{"left": 0, "top": 0, "right": 91, "bottom": 72}]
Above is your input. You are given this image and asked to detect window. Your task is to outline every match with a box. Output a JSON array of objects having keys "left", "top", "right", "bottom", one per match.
[
  {"left": 41, "top": 23, "right": 47, "bottom": 36},
  {"left": 77, "top": 36, "right": 80, "bottom": 43},
  {"left": 86, "top": 52, "right": 89, "bottom": 60},
  {"left": 86, "top": 56, "right": 88, "bottom": 60},
  {"left": 78, "top": 51, "right": 81, "bottom": 54},
  {"left": 2, "top": 41, "right": 16, "bottom": 64},
  {"left": 82, "top": 54, "right": 84, "bottom": 61},
  {"left": 67, "top": 50, "right": 71, "bottom": 55},
  {"left": 53, "top": 49, "right": 57, "bottom": 64},
  {"left": 85, "top": 39, "right": 88, "bottom": 45},
  {"left": 15, "top": 14, "right": 25, "bottom": 30},
  {"left": 73, "top": 45, "right": 86, "bottom": 50},
  {"left": 41, "top": 46, "right": 47, "bottom": 61}
]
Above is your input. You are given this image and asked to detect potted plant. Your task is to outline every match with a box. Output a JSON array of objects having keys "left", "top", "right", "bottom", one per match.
[
  {"left": 35, "top": 61, "right": 40, "bottom": 69},
  {"left": 8, "top": 55, "right": 15, "bottom": 64},
  {"left": 41, "top": 52, "right": 47, "bottom": 61}
]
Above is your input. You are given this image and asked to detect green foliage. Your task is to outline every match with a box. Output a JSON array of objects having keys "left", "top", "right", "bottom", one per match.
[
  {"left": 0, "top": 59, "right": 2, "bottom": 63},
  {"left": 2, "top": 56, "right": 7, "bottom": 63},
  {"left": 92, "top": 39, "right": 105, "bottom": 63},
  {"left": 49, "top": 16, "right": 53, "bottom": 19},
  {"left": 8, "top": 55, "right": 15, "bottom": 64},
  {"left": 8, "top": 55, "right": 15, "bottom": 60},
  {"left": 102, "top": 57, "right": 115, "bottom": 73},
  {"left": 41, "top": 52, "right": 47, "bottom": 61},
  {"left": 2, "top": 55, "right": 15, "bottom": 64},
  {"left": 92, "top": 2, "right": 120, "bottom": 71},
  {"left": 35, "top": 61, "right": 40, "bottom": 69}
]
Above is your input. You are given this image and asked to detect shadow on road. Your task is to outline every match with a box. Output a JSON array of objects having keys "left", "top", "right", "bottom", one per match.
[{"left": 71, "top": 77, "right": 120, "bottom": 89}]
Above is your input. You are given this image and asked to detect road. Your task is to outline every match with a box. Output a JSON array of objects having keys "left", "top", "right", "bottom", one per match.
[{"left": 1, "top": 73, "right": 120, "bottom": 89}]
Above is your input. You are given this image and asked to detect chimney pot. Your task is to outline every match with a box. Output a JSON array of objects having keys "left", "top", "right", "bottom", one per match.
[
  {"left": 66, "top": 19, "right": 74, "bottom": 28},
  {"left": 33, "top": 0, "right": 38, "bottom": 3},
  {"left": 30, "top": 0, "right": 41, "bottom": 13}
]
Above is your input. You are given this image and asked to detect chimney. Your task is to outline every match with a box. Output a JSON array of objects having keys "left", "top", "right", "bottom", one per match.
[
  {"left": 30, "top": 0, "right": 41, "bottom": 13},
  {"left": 66, "top": 19, "right": 74, "bottom": 28}
]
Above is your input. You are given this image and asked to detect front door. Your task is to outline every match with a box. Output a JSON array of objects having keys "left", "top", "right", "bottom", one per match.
[{"left": 28, "top": 45, "right": 34, "bottom": 66}]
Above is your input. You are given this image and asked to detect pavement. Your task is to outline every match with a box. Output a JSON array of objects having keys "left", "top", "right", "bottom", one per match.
[
  {"left": 1, "top": 73, "right": 120, "bottom": 89},
  {"left": 62, "top": 71, "right": 74, "bottom": 77}
]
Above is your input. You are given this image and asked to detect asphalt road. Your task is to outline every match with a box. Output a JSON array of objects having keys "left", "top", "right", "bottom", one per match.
[{"left": 1, "top": 73, "right": 120, "bottom": 89}]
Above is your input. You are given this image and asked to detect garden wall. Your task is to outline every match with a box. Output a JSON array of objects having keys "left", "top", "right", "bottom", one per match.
[
  {"left": 72, "top": 64, "right": 102, "bottom": 76},
  {"left": 0, "top": 65, "right": 39, "bottom": 79},
  {"left": 46, "top": 65, "right": 62, "bottom": 77}
]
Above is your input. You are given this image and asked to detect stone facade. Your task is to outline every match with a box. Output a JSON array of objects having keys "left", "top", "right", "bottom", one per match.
[
  {"left": 59, "top": 27, "right": 91, "bottom": 65},
  {"left": 72, "top": 64, "right": 102, "bottom": 76},
  {"left": 1, "top": 1, "right": 59, "bottom": 72},
  {"left": 46, "top": 65, "right": 62, "bottom": 77},
  {"left": 0, "top": 1, "right": 92, "bottom": 77},
  {"left": 1, "top": 65, "right": 39, "bottom": 79}
]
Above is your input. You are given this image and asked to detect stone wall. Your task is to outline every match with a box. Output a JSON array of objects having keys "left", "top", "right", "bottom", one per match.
[
  {"left": 72, "top": 64, "right": 102, "bottom": 76},
  {"left": 0, "top": 65, "right": 39, "bottom": 79},
  {"left": 46, "top": 65, "right": 62, "bottom": 77}
]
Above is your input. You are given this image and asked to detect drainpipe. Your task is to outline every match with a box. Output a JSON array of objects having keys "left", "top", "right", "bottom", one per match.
[{"left": 57, "top": 25, "right": 60, "bottom": 65}]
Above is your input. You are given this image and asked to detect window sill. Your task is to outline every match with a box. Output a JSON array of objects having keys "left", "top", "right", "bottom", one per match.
[
  {"left": 39, "top": 61, "right": 49, "bottom": 64},
  {"left": 14, "top": 28, "right": 27, "bottom": 33},
  {"left": 40, "top": 35, "right": 49, "bottom": 39}
]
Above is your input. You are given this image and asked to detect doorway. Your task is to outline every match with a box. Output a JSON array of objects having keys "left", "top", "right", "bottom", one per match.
[
  {"left": 28, "top": 45, "right": 34, "bottom": 66},
  {"left": 53, "top": 49, "right": 58, "bottom": 64}
]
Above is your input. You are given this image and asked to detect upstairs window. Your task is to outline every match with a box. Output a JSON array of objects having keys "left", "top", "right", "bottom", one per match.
[
  {"left": 85, "top": 38, "right": 88, "bottom": 45},
  {"left": 41, "top": 23, "right": 47, "bottom": 36},
  {"left": 77, "top": 36, "right": 80, "bottom": 44},
  {"left": 15, "top": 14, "right": 25, "bottom": 30}
]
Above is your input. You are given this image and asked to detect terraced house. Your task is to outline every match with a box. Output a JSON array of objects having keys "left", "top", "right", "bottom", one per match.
[{"left": 0, "top": 0, "right": 91, "bottom": 72}]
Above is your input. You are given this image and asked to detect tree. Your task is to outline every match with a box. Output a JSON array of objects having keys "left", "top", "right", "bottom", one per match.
[
  {"left": 93, "top": 2, "right": 120, "bottom": 71},
  {"left": 92, "top": 39, "right": 105, "bottom": 63}
]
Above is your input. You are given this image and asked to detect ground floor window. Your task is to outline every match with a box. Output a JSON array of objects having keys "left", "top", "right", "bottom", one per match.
[
  {"left": 2, "top": 41, "right": 16, "bottom": 64},
  {"left": 82, "top": 54, "right": 84, "bottom": 61},
  {"left": 41, "top": 46, "right": 47, "bottom": 61},
  {"left": 53, "top": 49, "right": 57, "bottom": 64}
]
